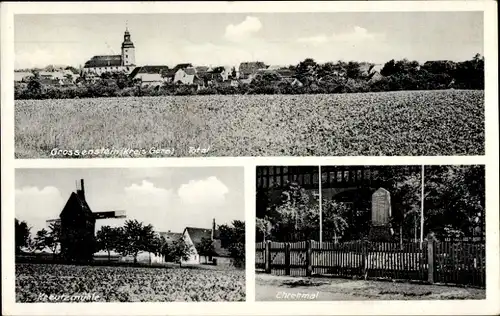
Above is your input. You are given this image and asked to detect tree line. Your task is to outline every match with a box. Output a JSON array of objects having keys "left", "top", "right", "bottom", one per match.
[
  {"left": 15, "top": 54, "right": 484, "bottom": 100},
  {"left": 15, "top": 219, "right": 245, "bottom": 268},
  {"left": 256, "top": 165, "right": 485, "bottom": 244}
]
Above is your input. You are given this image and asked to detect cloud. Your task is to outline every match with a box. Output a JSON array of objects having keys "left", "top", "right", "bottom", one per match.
[
  {"left": 297, "top": 34, "right": 330, "bottom": 45},
  {"left": 117, "top": 180, "right": 175, "bottom": 231},
  {"left": 297, "top": 26, "right": 382, "bottom": 46},
  {"left": 224, "top": 16, "right": 262, "bottom": 42},
  {"left": 177, "top": 176, "right": 229, "bottom": 205},
  {"left": 14, "top": 44, "right": 88, "bottom": 69},
  {"left": 15, "top": 186, "right": 65, "bottom": 234}
]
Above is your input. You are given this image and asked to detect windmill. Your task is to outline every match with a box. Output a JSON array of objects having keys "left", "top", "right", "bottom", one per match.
[{"left": 46, "top": 179, "right": 126, "bottom": 262}]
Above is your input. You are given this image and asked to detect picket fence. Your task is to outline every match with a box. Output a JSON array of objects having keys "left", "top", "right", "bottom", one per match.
[{"left": 256, "top": 235, "right": 485, "bottom": 288}]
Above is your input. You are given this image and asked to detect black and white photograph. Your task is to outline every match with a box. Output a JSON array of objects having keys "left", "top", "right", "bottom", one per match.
[
  {"left": 2, "top": 1, "right": 499, "bottom": 316},
  {"left": 14, "top": 11, "right": 484, "bottom": 158},
  {"left": 255, "top": 165, "right": 486, "bottom": 301},
  {"left": 14, "top": 167, "right": 245, "bottom": 302}
]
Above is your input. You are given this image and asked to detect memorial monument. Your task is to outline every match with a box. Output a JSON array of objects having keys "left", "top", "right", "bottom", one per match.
[{"left": 368, "top": 187, "right": 394, "bottom": 241}]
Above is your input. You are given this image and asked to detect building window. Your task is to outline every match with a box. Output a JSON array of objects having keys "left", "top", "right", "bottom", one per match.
[
  {"left": 329, "top": 171, "right": 336, "bottom": 183},
  {"left": 304, "top": 173, "right": 310, "bottom": 185},
  {"left": 126, "top": 54, "right": 128, "bottom": 58},
  {"left": 322, "top": 171, "right": 328, "bottom": 184}
]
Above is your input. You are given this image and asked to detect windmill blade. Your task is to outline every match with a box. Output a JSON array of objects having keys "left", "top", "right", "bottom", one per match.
[
  {"left": 46, "top": 219, "right": 61, "bottom": 224},
  {"left": 93, "top": 210, "right": 126, "bottom": 219}
]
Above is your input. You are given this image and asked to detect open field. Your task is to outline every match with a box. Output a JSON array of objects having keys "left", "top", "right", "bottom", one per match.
[
  {"left": 15, "top": 90, "right": 484, "bottom": 158},
  {"left": 255, "top": 273, "right": 485, "bottom": 301},
  {"left": 16, "top": 263, "right": 245, "bottom": 302}
]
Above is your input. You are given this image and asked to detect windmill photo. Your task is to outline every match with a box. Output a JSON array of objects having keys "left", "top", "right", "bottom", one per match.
[{"left": 46, "top": 179, "right": 126, "bottom": 262}]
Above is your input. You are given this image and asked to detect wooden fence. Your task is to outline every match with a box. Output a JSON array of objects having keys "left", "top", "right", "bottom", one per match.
[{"left": 256, "top": 235, "right": 485, "bottom": 287}]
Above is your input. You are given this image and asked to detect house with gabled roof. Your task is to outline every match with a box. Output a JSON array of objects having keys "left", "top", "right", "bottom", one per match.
[
  {"left": 182, "top": 219, "right": 233, "bottom": 265},
  {"left": 173, "top": 66, "right": 204, "bottom": 86},
  {"left": 129, "top": 65, "right": 170, "bottom": 87}
]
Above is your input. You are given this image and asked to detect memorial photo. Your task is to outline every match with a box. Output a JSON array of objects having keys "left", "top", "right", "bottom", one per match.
[
  {"left": 14, "top": 12, "right": 484, "bottom": 158},
  {"left": 15, "top": 167, "right": 245, "bottom": 302},
  {"left": 255, "top": 165, "right": 486, "bottom": 301}
]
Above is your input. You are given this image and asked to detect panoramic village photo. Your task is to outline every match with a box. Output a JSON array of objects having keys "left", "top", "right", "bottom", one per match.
[
  {"left": 14, "top": 12, "right": 484, "bottom": 158},
  {"left": 14, "top": 167, "right": 245, "bottom": 302},
  {"left": 255, "top": 165, "right": 486, "bottom": 301}
]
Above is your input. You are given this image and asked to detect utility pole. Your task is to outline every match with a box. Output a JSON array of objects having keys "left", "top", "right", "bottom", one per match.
[
  {"left": 420, "top": 165, "right": 425, "bottom": 249},
  {"left": 319, "top": 165, "right": 323, "bottom": 245}
]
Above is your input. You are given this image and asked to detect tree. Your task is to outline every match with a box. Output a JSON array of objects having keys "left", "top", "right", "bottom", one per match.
[
  {"left": 34, "top": 229, "right": 49, "bottom": 251},
  {"left": 15, "top": 219, "right": 31, "bottom": 254},
  {"left": 147, "top": 233, "right": 165, "bottom": 265},
  {"left": 295, "top": 58, "right": 319, "bottom": 86},
  {"left": 391, "top": 172, "right": 423, "bottom": 245},
  {"left": 27, "top": 70, "right": 42, "bottom": 97},
  {"left": 256, "top": 217, "right": 272, "bottom": 242},
  {"left": 117, "top": 220, "right": 155, "bottom": 263},
  {"left": 321, "top": 200, "right": 350, "bottom": 243},
  {"left": 96, "top": 226, "right": 121, "bottom": 261},
  {"left": 218, "top": 220, "right": 246, "bottom": 267},
  {"left": 424, "top": 165, "right": 485, "bottom": 239},
  {"left": 46, "top": 221, "right": 61, "bottom": 259},
  {"left": 198, "top": 237, "right": 215, "bottom": 263},
  {"left": 345, "top": 61, "right": 362, "bottom": 80},
  {"left": 164, "top": 237, "right": 193, "bottom": 267}
]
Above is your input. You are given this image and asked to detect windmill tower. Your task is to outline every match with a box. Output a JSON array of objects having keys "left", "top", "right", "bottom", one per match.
[{"left": 46, "top": 179, "right": 126, "bottom": 262}]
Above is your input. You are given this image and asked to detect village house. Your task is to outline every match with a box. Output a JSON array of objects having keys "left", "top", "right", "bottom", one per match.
[
  {"left": 129, "top": 65, "right": 170, "bottom": 87},
  {"left": 173, "top": 66, "right": 203, "bottom": 86},
  {"left": 182, "top": 219, "right": 233, "bottom": 266}
]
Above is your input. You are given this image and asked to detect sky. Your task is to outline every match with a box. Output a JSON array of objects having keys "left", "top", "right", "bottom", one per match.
[
  {"left": 15, "top": 167, "right": 244, "bottom": 235},
  {"left": 14, "top": 12, "right": 483, "bottom": 69}
]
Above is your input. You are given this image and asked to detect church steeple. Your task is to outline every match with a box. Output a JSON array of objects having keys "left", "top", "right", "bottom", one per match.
[{"left": 121, "top": 23, "right": 135, "bottom": 67}]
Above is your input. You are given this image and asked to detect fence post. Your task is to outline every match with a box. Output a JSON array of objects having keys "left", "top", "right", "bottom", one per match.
[
  {"left": 362, "top": 239, "right": 367, "bottom": 279},
  {"left": 265, "top": 240, "right": 271, "bottom": 273},
  {"left": 306, "top": 240, "right": 312, "bottom": 277},
  {"left": 285, "top": 243, "right": 291, "bottom": 275},
  {"left": 427, "top": 233, "right": 434, "bottom": 284}
]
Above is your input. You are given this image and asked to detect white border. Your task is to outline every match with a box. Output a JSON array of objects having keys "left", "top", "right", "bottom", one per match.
[{"left": 2, "top": 1, "right": 499, "bottom": 316}]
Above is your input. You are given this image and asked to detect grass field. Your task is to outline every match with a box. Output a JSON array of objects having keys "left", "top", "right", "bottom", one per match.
[
  {"left": 15, "top": 90, "right": 484, "bottom": 158},
  {"left": 255, "top": 273, "right": 485, "bottom": 301},
  {"left": 16, "top": 263, "right": 245, "bottom": 302}
]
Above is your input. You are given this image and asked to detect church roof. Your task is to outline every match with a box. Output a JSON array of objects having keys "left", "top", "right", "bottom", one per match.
[{"left": 84, "top": 55, "right": 122, "bottom": 68}]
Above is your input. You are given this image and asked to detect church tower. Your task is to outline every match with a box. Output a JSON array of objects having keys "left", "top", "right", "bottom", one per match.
[{"left": 121, "top": 26, "right": 135, "bottom": 66}]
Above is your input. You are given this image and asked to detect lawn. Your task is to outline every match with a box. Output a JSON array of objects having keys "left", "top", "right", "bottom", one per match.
[
  {"left": 255, "top": 273, "right": 485, "bottom": 301},
  {"left": 16, "top": 263, "right": 245, "bottom": 302},
  {"left": 15, "top": 90, "right": 484, "bottom": 158}
]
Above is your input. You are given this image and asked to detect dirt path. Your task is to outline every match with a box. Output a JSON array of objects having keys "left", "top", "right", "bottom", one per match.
[{"left": 255, "top": 273, "right": 486, "bottom": 301}]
